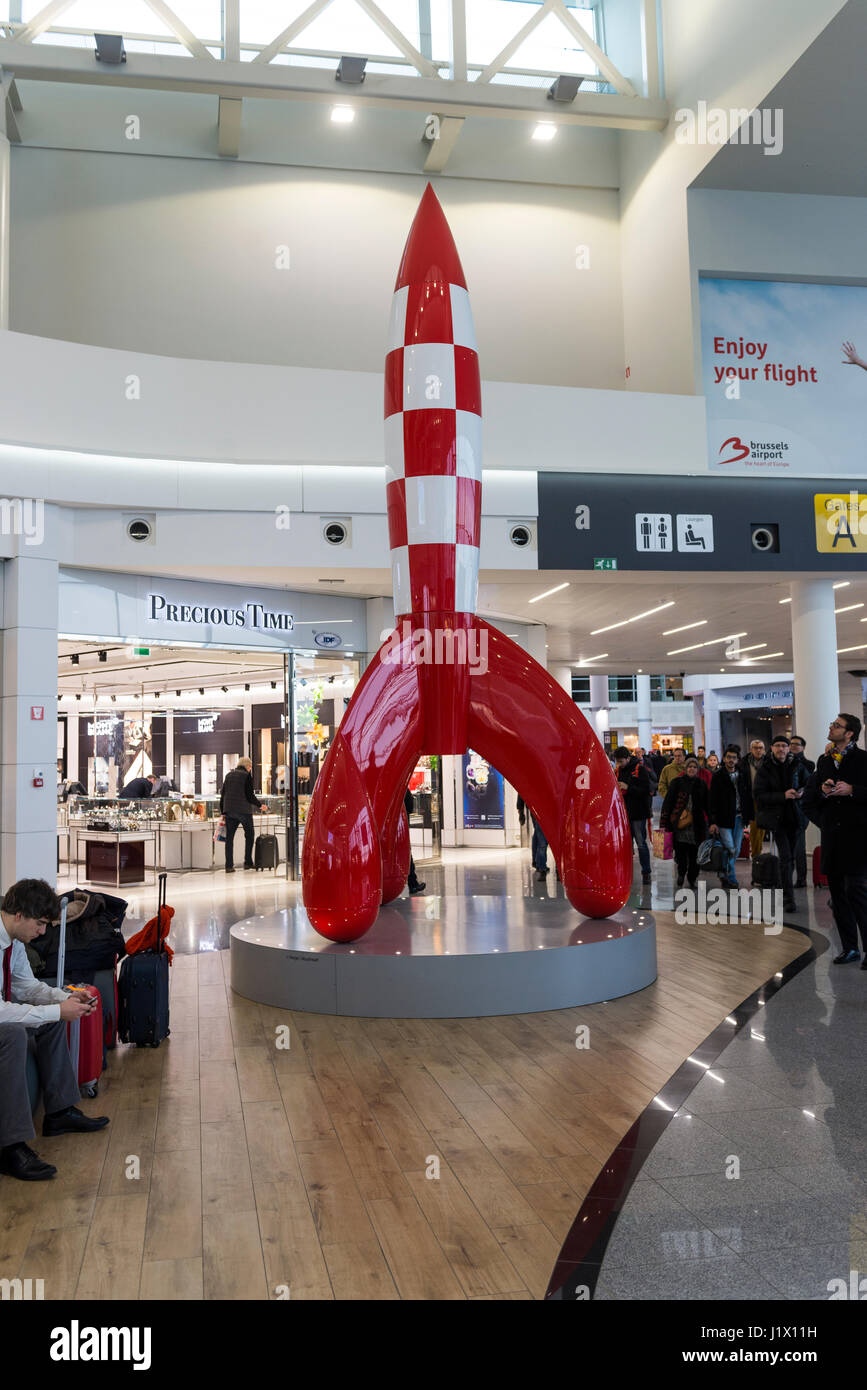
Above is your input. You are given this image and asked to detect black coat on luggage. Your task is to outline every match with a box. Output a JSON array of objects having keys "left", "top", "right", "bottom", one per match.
[{"left": 802, "top": 744, "right": 867, "bottom": 877}]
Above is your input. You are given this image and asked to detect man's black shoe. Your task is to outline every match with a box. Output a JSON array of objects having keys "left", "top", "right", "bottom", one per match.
[
  {"left": 42, "top": 1106, "right": 110, "bottom": 1137},
  {"left": 0, "top": 1142, "right": 56, "bottom": 1181},
  {"left": 408, "top": 881, "right": 426, "bottom": 895},
  {"left": 784, "top": 900, "right": 797, "bottom": 914},
  {"left": 832, "top": 949, "right": 861, "bottom": 965}
]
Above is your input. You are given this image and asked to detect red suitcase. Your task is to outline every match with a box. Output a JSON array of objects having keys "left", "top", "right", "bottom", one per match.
[
  {"left": 738, "top": 828, "right": 751, "bottom": 859},
  {"left": 812, "top": 846, "right": 828, "bottom": 888},
  {"left": 57, "top": 897, "right": 105, "bottom": 1098}
]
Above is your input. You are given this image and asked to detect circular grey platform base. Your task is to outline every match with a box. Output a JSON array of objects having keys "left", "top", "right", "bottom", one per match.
[{"left": 230, "top": 895, "right": 657, "bottom": 1018}]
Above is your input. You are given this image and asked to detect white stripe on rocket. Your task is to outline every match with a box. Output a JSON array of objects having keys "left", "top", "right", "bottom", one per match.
[
  {"left": 454, "top": 544, "right": 479, "bottom": 614},
  {"left": 386, "top": 286, "right": 409, "bottom": 353},
  {"left": 455, "top": 410, "right": 482, "bottom": 481},
  {"left": 402, "top": 343, "right": 456, "bottom": 411},
  {"left": 390, "top": 545, "right": 412, "bottom": 615},
  {"left": 404, "top": 475, "right": 457, "bottom": 546},
  {"left": 449, "top": 286, "right": 476, "bottom": 351}
]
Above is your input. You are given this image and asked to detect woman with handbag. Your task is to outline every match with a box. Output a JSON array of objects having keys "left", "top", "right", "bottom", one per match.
[{"left": 660, "top": 756, "right": 709, "bottom": 888}]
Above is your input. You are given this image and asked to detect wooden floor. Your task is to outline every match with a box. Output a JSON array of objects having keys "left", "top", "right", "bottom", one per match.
[{"left": 1, "top": 916, "right": 807, "bottom": 1301}]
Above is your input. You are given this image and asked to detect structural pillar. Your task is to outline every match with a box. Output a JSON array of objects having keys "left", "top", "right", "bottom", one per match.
[
  {"left": 0, "top": 128, "right": 9, "bottom": 331},
  {"left": 589, "top": 673, "right": 609, "bottom": 746},
  {"left": 636, "top": 673, "right": 652, "bottom": 751},
  {"left": 1, "top": 551, "right": 60, "bottom": 885},
  {"left": 790, "top": 580, "right": 839, "bottom": 758}
]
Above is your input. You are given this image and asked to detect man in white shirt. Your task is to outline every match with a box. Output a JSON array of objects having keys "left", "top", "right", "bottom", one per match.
[{"left": 1, "top": 878, "right": 110, "bottom": 1182}]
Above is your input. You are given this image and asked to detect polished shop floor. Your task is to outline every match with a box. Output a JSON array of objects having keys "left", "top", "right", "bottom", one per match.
[{"left": 4, "top": 847, "right": 821, "bottom": 1301}]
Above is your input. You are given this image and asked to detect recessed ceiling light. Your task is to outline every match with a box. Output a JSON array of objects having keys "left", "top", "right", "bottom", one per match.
[
  {"left": 532, "top": 122, "right": 557, "bottom": 141},
  {"left": 529, "top": 582, "right": 569, "bottom": 604},
  {"left": 835, "top": 603, "right": 864, "bottom": 614},
  {"left": 837, "top": 643, "right": 867, "bottom": 654},
  {"left": 833, "top": 581, "right": 850, "bottom": 590},
  {"left": 662, "top": 620, "right": 707, "bottom": 635},
  {"left": 331, "top": 105, "right": 355, "bottom": 124},
  {"left": 779, "top": 597, "right": 791, "bottom": 604},
  {"left": 574, "top": 654, "right": 608, "bottom": 665}
]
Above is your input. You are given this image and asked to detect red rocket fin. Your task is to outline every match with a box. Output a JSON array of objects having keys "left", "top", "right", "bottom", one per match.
[
  {"left": 302, "top": 638, "right": 423, "bottom": 942},
  {"left": 466, "top": 620, "right": 633, "bottom": 918}
]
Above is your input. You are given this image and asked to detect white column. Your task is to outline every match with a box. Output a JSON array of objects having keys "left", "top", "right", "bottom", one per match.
[
  {"left": 0, "top": 129, "right": 9, "bottom": 330},
  {"left": 589, "top": 673, "right": 609, "bottom": 744},
  {"left": 636, "top": 673, "right": 652, "bottom": 751},
  {"left": 166, "top": 711, "right": 174, "bottom": 782},
  {"left": 66, "top": 714, "right": 79, "bottom": 782},
  {"left": 549, "top": 664, "right": 574, "bottom": 697},
  {"left": 703, "top": 686, "right": 721, "bottom": 757},
  {"left": 523, "top": 624, "right": 547, "bottom": 667},
  {"left": 791, "top": 580, "right": 839, "bottom": 759},
  {"left": 2, "top": 552, "right": 60, "bottom": 885}
]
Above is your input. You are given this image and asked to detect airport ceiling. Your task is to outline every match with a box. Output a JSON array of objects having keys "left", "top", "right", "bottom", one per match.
[
  {"left": 693, "top": 1, "right": 867, "bottom": 198},
  {"left": 70, "top": 562, "right": 867, "bottom": 677}
]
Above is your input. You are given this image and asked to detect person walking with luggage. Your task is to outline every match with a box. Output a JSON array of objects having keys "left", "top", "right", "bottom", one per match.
[
  {"left": 219, "top": 757, "right": 263, "bottom": 873},
  {"left": 789, "top": 735, "right": 815, "bottom": 888},
  {"left": 614, "top": 746, "right": 653, "bottom": 884},
  {"left": 740, "top": 740, "right": 767, "bottom": 859},
  {"left": 660, "top": 756, "right": 708, "bottom": 888},
  {"left": 0, "top": 879, "right": 109, "bottom": 1182},
  {"left": 802, "top": 713, "right": 867, "bottom": 966},
  {"left": 753, "top": 736, "right": 801, "bottom": 914},
  {"left": 707, "top": 747, "right": 743, "bottom": 888}
]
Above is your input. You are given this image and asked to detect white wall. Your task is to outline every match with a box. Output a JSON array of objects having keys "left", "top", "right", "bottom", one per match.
[
  {"left": 617, "top": 0, "right": 848, "bottom": 395},
  {"left": 10, "top": 150, "right": 625, "bottom": 390}
]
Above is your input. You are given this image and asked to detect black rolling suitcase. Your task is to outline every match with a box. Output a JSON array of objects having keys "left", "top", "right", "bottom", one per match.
[
  {"left": 751, "top": 830, "right": 781, "bottom": 889},
  {"left": 117, "top": 872, "right": 171, "bottom": 1048},
  {"left": 254, "top": 833, "right": 279, "bottom": 871}
]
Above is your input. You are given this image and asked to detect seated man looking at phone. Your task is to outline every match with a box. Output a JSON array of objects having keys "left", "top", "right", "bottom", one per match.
[{"left": 0, "top": 878, "right": 109, "bottom": 1182}]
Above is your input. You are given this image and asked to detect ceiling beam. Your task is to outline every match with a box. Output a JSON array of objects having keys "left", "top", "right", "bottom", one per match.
[
  {"left": 353, "top": 0, "right": 438, "bottom": 79},
  {"left": 423, "top": 114, "right": 464, "bottom": 171},
  {"left": 552, "top": 0, "right": 637, "bottom": 99},
  {"left": 223, "top": 0, "right": 240, "bottom": 64},
  {"left": 477, "top": 0, "right": 555, "bottom": 84},
  {"left": 254, "top": 0, "right": 336, "bottom": 65},
  {"left": 0, "top": 42, "right": 668, "bottom": 130},
  {"left": 13, "top": 0, "right": 76, "bottom": 45},
  {"left": 217, "top": 95, "right": 242, "bottom": 157},
  {"left": 142, "top": 1, "right": 215, "bottom": 61}
]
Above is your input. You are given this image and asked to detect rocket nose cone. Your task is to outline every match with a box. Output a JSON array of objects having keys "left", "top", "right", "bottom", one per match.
[{"left": 395, "top": 183, "right": 467, "bottom": 291}]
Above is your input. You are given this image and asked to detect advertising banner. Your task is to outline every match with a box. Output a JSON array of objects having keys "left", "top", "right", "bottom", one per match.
[
  {"left": 462, "top": 751, "right": 505, "bottom": 830},
  {"left": 700, "top": 277, "right": 867, "bottom": 477}
]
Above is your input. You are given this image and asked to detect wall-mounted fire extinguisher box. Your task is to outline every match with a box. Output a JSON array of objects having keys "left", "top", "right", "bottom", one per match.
[{"left": 33, "top": 769, "right": 44, "bottom": 788}]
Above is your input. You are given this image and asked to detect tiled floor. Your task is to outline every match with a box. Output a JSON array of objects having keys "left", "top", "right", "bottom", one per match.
[{"left": 593, "top": 905, "right": 867, "bottom": 1300}]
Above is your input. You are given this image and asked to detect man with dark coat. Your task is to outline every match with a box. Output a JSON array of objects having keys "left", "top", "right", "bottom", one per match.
[
  {"left": 802, "top": 713, "right": 867, "bottom": 965},
  {"left": 219, "top": 757, "right": 263, "bottom": 872},
  {"left": 789, "top": 735, "right": 815, "bottom": 888},
  {"left": 753, "top": 736, "right": 801, "bottom": 914},
  {"left": 614, "top": 747, "right": 653, "bottom": 883},
  {"left": 738, "top": 740, "right": 765, "bottom": 858},
  {"left": 707, "top": 746, "right": 744, "bottom": 889},
  {"left": 119, "top": 773, "right": 156, "bottom": 800}
]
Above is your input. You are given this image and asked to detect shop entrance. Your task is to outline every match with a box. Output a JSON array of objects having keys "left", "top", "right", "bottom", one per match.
[{"left": 57, "top": 638, "right": 359, "bottom": 888}]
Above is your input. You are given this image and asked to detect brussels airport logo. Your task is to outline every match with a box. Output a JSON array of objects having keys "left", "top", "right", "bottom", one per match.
[
  {"left": 378, "top": 622, "right": 488, "bottom": 675},
  {"left": 0, "top": 497, "right": 44, "bottom": 545},
  {"left": 717, "top": 436, "right": 789, "bottom": 466},
  {"left": 674, "top": 101, "right": 784, "bottom": 157},
  {"left": 675, "top": 884, "right": 783, "bottom": 935}
]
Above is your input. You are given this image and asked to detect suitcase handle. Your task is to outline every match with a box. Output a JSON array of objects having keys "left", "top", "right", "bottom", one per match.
[
  {"left": 157, "top": 872, "right": 168, "bottom": 956},
  {"left": 56, "top": 895, "right": 68, "bottom": 988}
]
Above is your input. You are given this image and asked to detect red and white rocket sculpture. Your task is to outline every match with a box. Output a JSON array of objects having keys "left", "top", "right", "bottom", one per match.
[{"left": 302, "top": 185, "right": 631, "bottom": 943}]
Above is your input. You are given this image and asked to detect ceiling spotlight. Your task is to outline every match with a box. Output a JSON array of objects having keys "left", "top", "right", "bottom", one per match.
[
  {"left": 154, "top": 692, "right": 160, "bottom": 699},
  {"left": 331, "top": 105, "right": 355, "bottom": 124},
  {"left": 199, "top": 688, "right": 205, "bottom": 696},
  {"left": 548, "top": 74, "right": 583, "bottom": 103},
  {"left": 532, "top": 123, "right": 557, "bottom": 142},
  {"left": 95, "top": 33, "right": 126, "bottom": 64},
  {"left": 176, "top": 690, "right": 181, "bottom": 697},
  {"left": 111, "top": 694, "right": 116, "bottom": 702},
  {"left": 244, "top": 682, "right": 250, "bottom": 691},
  {"left": 75, "top": 694, "right": 81, "bottom": 700},
  {"left": 221, "top": 685, "right": 229, "bottom": 693},
  {"left": 336, "top": 55, "right": 367, "bottom": 84},
  {"left": 71, "top": 654, "right": 79, "bottom": 665},
  {"left": 98, "top": 651, "right": 107, "bottom": 662},
  {"left": 271, "top": 681, "right": 277, "bottom": 689}
]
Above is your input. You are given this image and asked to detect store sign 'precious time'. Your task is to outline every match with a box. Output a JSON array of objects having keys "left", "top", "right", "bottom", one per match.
[{"left": 147, "top": 593, "right": 295, "bottom": 631}]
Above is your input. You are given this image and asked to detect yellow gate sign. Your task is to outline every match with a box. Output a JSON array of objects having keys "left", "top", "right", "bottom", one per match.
[{"left": 815, "top": 492, "right": 867, "bottom": 553}]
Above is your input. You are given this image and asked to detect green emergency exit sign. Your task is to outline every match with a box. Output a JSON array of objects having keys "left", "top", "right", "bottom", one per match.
[
  {"left": 133, "top": 647, "right": 150, "bottom": 656},
  {"left": 593, "top": 558, "right": 618, "bottom": 571}
]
